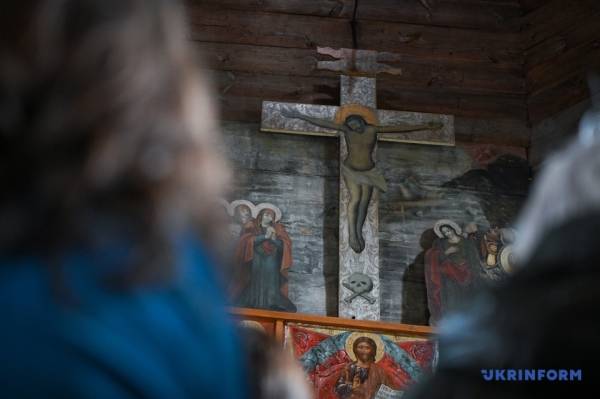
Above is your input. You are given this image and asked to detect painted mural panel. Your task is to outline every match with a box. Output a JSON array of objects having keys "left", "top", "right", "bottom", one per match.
[
  {"left": 423, "top": 219, "right": 516, "bottom": 325},
  {"left": 223, "top": 199, "right": 297, "bottom": 312},
  {"left": 286, "top": 323, "right": 436, "bottom": 399},
  {"left": 222, "top": 121, "right": 529, "bottom": 321}
]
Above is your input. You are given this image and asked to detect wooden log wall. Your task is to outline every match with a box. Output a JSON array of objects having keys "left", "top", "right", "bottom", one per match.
[
  {"left": 186, "top": 0, "right": 533, "bottom": 147},
  {"left": 524, "top": 0, "right": 600, "bottom": 123},
  {"left": 187, "top": 0, "right": 599, "bottom": 146},
  {"left": 188, "top": 2, "right": 541, "bottom": 322}
]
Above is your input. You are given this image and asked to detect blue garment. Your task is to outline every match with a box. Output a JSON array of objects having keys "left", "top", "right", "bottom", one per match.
[{"left": 0, "top": 236, "right": 247, "bottom": 398}]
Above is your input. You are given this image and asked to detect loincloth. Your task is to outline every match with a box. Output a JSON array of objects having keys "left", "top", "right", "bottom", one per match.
[{"left": 341, "top": 163, "right": 388, "bottom": 192}]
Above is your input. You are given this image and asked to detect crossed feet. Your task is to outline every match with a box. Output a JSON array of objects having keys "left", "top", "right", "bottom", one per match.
[{"left": 348, "top": 228, "right": 365, "bottom": 253}]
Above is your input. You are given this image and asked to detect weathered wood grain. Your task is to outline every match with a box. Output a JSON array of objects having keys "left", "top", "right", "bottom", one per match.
[
  {"left": 221, "top": 121, "right": 528, "bottom": 322},
  {"left": 520, "top": 0, "right": 550, "bottom": 14},
  {"left": 530, "top": 99, "right": 590, "bottom": 167},
  {"left": 210, "top": 70, "right": 528, "bottom": 120},
  {"left": 187, "top": 5, "right": 523, "bottom": 71},
  {"left": 356, "top": 20, "right": 523, "bottom": 71},
  {"left": 376, "top": 81, "right": 527, "bottom": 120},
  {"left": 223, "top": 122, "right": 340, "bottom": 315},
  {"left": 187, "top": 5, "right": 352, "bottom": 49},
  {"left": 215, "top": 96, "right": 529, "bottom": 145},
  {"left": 520, "top": 0, "right": 599, "bottom": 49},
  {"left": 527, "top": 34, "right": 600, "bottom": 95},
  {"left": 454, "top": 117, "right": 530, "bottom": 146},
  {"left": 356, "top": 0, "right": 523, "bottom": 32},
  {"left": 187, "top": 0, "right": 522, "bottom": 32},
  {"left": 196, "top": 43, "right": 526, "bottom": 95},
  {"left": 210, "top": 70, "right": 530, "bottom": 145},
  {"left": 525, "top": 14, "right": 600, "bottom": 68},
  {"left": 522, "top": 0, "right": 599, "bottom": 122},
  {"left": 528, "top": 71, "right": 592, "bottom": 122},
  {"left": 186, "top": 0, "right": 355, "bottom": 18}
]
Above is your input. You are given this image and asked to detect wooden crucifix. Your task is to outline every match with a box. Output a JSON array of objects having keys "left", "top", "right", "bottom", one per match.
[{"left": 261, "top": 71, "right": 454, "bottom": 320}]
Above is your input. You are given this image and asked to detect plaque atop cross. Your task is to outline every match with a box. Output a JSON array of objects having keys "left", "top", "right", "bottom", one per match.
[{"left": 260, "top": 49, "right": 454, "bottom": 320}]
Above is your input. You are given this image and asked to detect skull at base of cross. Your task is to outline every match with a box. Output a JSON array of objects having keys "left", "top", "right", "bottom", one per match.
[{"left": 343, "top": 272, "right": 376, "bottom": 304}]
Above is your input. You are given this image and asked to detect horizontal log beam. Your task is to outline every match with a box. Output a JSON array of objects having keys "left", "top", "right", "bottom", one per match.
[
  {"left": 187, "top": 0, "right": 522, "bottom": 32},
  {"left": 358, "top": 1, "right": 522, "bottom": 32},
  {"left": 187, "top": 6, "right": 523, "bottom": 71},
  {"left": 527, "top": 42, "right": 600, "bottom": 95},
  {"left": 525, "top": 14, "right": 600, "bottom": 69},
  {"left": 208, "top": 71, "right": 529, "bottom": 146},
  {"left": 217, "top": 95, "right": 529, "bottom": 147},
  {"left": 196, "top": 42, "right": 526, "bottom": 96},
  {"left": 185, "top": 0, "right": 355, "bottom": 18},
  {"left": 520, "top": 0, "right": 550, "bottom": 14},
  {"left": 187, "top": 5, "right": 352, "bottom": 49},
  {"left": 209, "top": 70, "right": 527, "bottom": 119},
  {"left": 527, "top": 72, "right": 591, "bottom": 122},
  {"left": 355, "top": 21, "right": 523, "bottom": 71},
  {"left": 520, "top": 0, "right": 599, "bottom": 49}
]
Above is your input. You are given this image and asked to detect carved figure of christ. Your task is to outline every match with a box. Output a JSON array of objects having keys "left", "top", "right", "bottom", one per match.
[
  {"left": 281, "top": 107, "right": 443, "bottom": 253},
  {"left": 261, "top": 75, "right": 454, "bottom": 320}
]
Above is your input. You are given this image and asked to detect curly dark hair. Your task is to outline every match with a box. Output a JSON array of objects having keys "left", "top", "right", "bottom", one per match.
[{"left": 0, "top": 0, "right": 228, "bottom": 286}]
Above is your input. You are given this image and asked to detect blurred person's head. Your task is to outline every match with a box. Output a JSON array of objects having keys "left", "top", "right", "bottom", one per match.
[
  {"left": 238, "top": 326, "right": 312, "bottom": 399},
  {"left": 514, "top": 143, "right": 600, "bottom": 264},
  {"left": 0, "top": 0, "right": 229, "bottom": 284},
  {"left": 514, "top": 85, "right": 600, "bottom": 264},
  {"left": 406, "top": 78, "right": 600, "bottom": 399}
]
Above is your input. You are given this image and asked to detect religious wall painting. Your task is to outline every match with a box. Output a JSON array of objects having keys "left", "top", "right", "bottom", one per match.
[
  {"left": 281, "top": 104, "right": 443, "bottom": 253},
  {"left": 424, "top": 219, "right": 517, "bottom": 325},
  {"left": 222, "top": 200, "right": 297, "bottom": 312},
  {"left": 479, "top": 227, "right": 517, "bottom": 278},
  {"left": 286, "top": 324, "right": 436, "bottom": 399},
  {"left": 262, "top": 73, "right": 454, "bottom": 320},
  {"left": 281, "top": 104, "right": 444, "bottom": 255}
]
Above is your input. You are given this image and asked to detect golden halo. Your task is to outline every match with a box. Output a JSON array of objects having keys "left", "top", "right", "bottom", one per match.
[
  {"left": 335, "top": 104, "right": 378, "bottom": 125},
  {"left": 344, "top": 332, "right": 385, "bottom": 363},
  {"left": 433, "top": 219, "right": 462, "bottom": 238},
  {"left": 255, "top": 202, "right": 282, "bottom": 222}
]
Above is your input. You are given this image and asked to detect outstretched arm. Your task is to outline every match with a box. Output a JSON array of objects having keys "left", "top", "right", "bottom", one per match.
[
  {"left": 377, "top": 121, "right": 443, "bottom": 133},
  {"left": 281, "top": 108, "right": 342, "bottom": 131}
]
